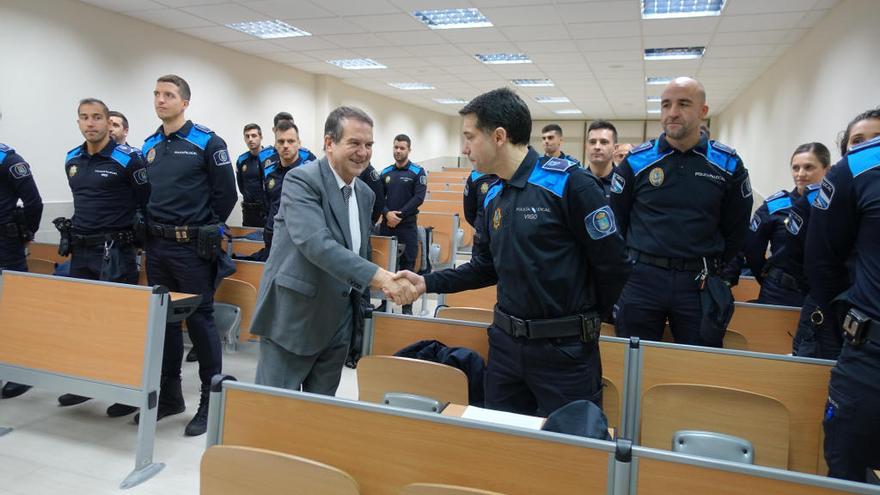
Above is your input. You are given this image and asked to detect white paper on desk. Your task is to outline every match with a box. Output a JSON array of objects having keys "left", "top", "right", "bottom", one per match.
[{"left": 460, "top": 406, "right": 544, "bottom": 430}]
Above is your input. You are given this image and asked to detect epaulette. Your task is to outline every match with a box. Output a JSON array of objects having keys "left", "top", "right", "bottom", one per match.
[
  {"left": 766, "top": 195, "right": 793, "bottom": 215},
  {"left": 183, "top": 123, "right": 212, "bottom": 150},
  {"left": 482, "top": 181, "right": 502, "bottom": 209},
  {"left": 805, "top": 182, "right": 821, "bottom": 206},
  {"left": 765, "top": 190, "right": 788, "bottom": 202},
  {"left": 627, "top": 140, "right": 671, "bottom": 176},
  {"left": 142, "top": 132, "right": 163, "bottom": 156},
  {"left": 0, "top": 143, "right": 11, "bottom": 163},
  {"left": 66, "top": 145, "right": 84, "bottom": 163},
  {"left": 237, "top": 151, "right": 251, "bottom": 165},
  {"left": 298, "top": 148, "right": 313, "bottom": 163},
  {"left": 470, "top": 170, "right": 485, "bottom": 181},
  {"left": 847, "top": 135, "right": 880, "bottom": 178},
  {"left": 541, "top": 156, "right": 576, "bottom": 172},
  {"left": 704, "top": 140, "right": 739, "bottom": 175},
  {"left": 258, "top": 147, "right": 276, "bottom": 163},
  {"left": 528, "top": 158, "right": 572, "bottom": 198},
  {"left": 110, "top": 144, "right": 134, "bottom": 168},
  {"left": 408, "top": 162, "right": 424, "bottom": 175},
  {"left": 380, "top": 165, "right": 395, "bottom": 176}
]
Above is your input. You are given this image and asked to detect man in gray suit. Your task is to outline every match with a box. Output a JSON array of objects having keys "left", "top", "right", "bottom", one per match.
[{"left": 251, "top": 106, "right": 416, "bottom": 394}]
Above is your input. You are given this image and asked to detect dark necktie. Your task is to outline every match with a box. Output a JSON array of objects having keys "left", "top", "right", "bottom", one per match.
[{"left": 341, "top": 184, "right": 352, "bottom": 206}]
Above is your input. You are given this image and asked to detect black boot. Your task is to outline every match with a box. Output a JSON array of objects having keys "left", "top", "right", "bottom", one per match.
[
  {"left": 185, "top": 347, "right": 198, "bottom": 363},
  {"left": 1, "top": 382, "right": 31, "bottom": 399},
  {"left": 58, "top": 394, "right": 91, "bottom": 407},
  {"left": 135, "top": 376, "right": 185, "bottom": 424},
  {"left": 106, "top": 403, "right": 138, "bottom": 417},
  {"left": 184, "top": 389, "right": 210, "bottom": 437}
]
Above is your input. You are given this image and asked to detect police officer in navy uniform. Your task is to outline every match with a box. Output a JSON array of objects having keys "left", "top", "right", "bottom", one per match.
[
  {"left": 236, "top": 123, "right": 267, "bottom": 227},
  {"left": 0, "top": 143, "right": 43, "bottom": 400},
  {"left": 611, "top": 77, "right": 752, "bottom": 346},
  {"left": 140, "top": 74, "right": 237, "bottom": 436},
  {"left": 541, "top": 124, "right": 581, "bottom": 166},
  {"left": 379, "top": 134, "right": 427, "bottom": 315},
  {"left": 394, "top": 88, "right": 631, "bottom": 416},
  {"left": 807, "top": 130, "right": 880, "bottom": 482},
  {"left": 463, "top": 170, "right": 497, "bottom": 229},
  {"left": 55, "top": 98, "right": 149, "bottom": 414},
  {"left": 585, "top": 120, "right": 619, "bottom": 201},
  {"left": 262, "top": 120, "right": 312, "bottom": 253},
  {"left": 359, "top": 163, "right": 385, "bottom": 225}
]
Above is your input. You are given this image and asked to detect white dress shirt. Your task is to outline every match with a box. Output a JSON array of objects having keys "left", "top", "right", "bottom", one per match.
[{"left": 329, "top": 164, "right": 361, "bottom": 254}]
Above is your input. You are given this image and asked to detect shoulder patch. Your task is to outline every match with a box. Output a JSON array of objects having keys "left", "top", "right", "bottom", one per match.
[
  {"left": 263, "top": 162, "right": 278, "bottom": 177},
  {"left": 710, "top": 140, "right": 737, "bottom": 156},
  {"left": 584, "top": 205, "right": 618, "bottom": 240},
  {"left": 703, "top": 141, "right": 739, "bottom": 175},
  {"left": 193, "top": 123, "right": 213, "bottom": 134},
  {"left": 408, "top": 163, "right": 424, "bottom": 175},
  {"left": 0, "top": 143, "right": 12, "bottom": 164},
  {"left": 470, "top": 170, "right": 485, "bottom": 181},
  {"left": 785, "top": 210, "right": 804, "bottom": 236},
  {"left": 258, "top": 147, "right": 276, "bottom": 162},
  {"left": 66, "top": 146, "right": 84, "bottom": 163},
  {"left": 542, "top": 156, "right": 575, "bottom": 172},
  {"left": 183, "top": 124, "right": 212, "bottom": 150},
  {"left": 133, "top": 168, "right": 148, "bottom": 185},
  {"left": 847, "top": 137, "right": 880, "bottom": 177},
  {"left": 142, "top": 132, "right": 163, "bottom": 156},
  {"left": 8, "top": 161, "right": 32, "bottom": 179},
  {"left": 110, "top": 146, "right": 133, "bottom": 167},
  {"left": 482, "top": 182, "right": 502, "bottom": 209},
  {"left": 0, "top": 143, "right": 10, "bottom": 153},
  {"left": 370, "top": 168, "right": 379, "bottom": 181},
  {"left": 812, "top": 177, "right": 834, "bottom": 210},
  {"left": 237, "top": 151, "right": 250, "bottom": 165},
  {"left": 805, "top": 182, "right": 821, "bottom": 206},
  {"left": 529, "top": 160, "right": 570, "bottom": 198},
  {"left": 766, "top": 196, "right": 792, "bottom": 215},
  {"left": 765, "top": 190, "right": 788, "bottom": 202},
  {"left": 610, "top": 172, "right": 625, "bottom": 194},
  {"left": 213, "top": 149, "right": 231, "bottom": 167},
  {"left": 380, "top": 165, "right": 395, "bottom": 176},
  {"left": 741, "top": 177, "right": 752, "bottom": 198},
  {"left": 626, "top": 140, "right": 670, "bottom": 176},
  {"left": 115, "top": 143, "right": 134, "bottom": 154}
]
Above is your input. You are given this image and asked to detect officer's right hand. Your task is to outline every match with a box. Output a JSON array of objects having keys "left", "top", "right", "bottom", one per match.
[
  {"left": 392, "top": 270, "right": 426, "bottom": 300},
  {"left": 386, "top": 211, "right": 402, "bottom": 228}
]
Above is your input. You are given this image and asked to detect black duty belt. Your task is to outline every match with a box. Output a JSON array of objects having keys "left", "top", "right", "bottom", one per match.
[
  {"left": 842, "top": 307, "right": 880, "bottom": 347},
  {"left": 634, "top": 251, "right": 718, "bottom": 272},
  {"left": 764, "top": 266, "right": 803, "bottom": 292},
  {"left": 493, "top": 306, "right": 600, "bottom": 343},
  {"left": 148, "top": 223, "right": 200, "bottom": 242},
  {"left": 70, "top": 230, "right": 135, "bottom": 247}
]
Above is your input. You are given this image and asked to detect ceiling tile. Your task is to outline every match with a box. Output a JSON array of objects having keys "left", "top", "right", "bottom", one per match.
[
  {"left": 717, "top": 12, "right": 806, "bottom": 32},
  {"left": 438, "top": 27, "right": 509, "bottom": 43},
  {"left": 797, "top": 9, "right": 830, "bottom": 28},
  {"left": 376, "top": 30, "right": 446, "bottom": 46},
  {"left": 180, "top": 3, "right": 267, "bottom": 24},
  {"left": 576, "top": 37, "right": 642, "bottom": 52},
  {"left": 356, "top": 45, "right": 420, "bottom": 59},
  {"left": 555, "top": 1, "right": 639, "bottom": 23},
  {"left": 323, "top": 33, "right": 392, "bottom": 48},
  {"left": 260, "top": 51, "right": 319, "bottom": 64},
  {"left": 81, "top": 0, "right": 165, "bottom": 11},
  {"left": 294, "top": 17, "right": 367, "bottom": 35},
  {"left": 724, "top": 0, "right": 820, "bottom": 15},
  {"left": 480, "top": 6, "right": 561, "bottom": 27},
  {"left": 152, "top": 0, "right": 220, "bottom": 6},
  {"left": 313, "top": 0, "right": 399, "bottom": 16},
  {"left": 346, "top": 13, "right": 425, "bottom": 33},
  {"left": 644, "top": 34, "right": 712, "bottom": 48},
  {"left": 469, "top": 0, "right": 553, "bottom": 7},
  {"left": 246, "top": 0, "right": 334, "bottom": 19},
  {"left": 711, "top": 30, "right": 790, "bottom": 45},
  {"left": 220, "top": 39, "right": 289, "bottom": 54},
  {"left": 126, "top": 8, "right": 215, "bottom": 29},
  {"left": 271, "top": 36, "right": 341, "bottom": 51},
  {"left": 177, "top": 25, "right": 254, "bottom": 43},
  {"left": 568, "top": 21, "right": 641, "bottom": 39},
  {"left": 706, "top": 44, "right": 776, "bottom": 58},
  {"left": 500, "top": 25, "right": 572, "bottom": 42},
  {"left": 515, "top": 40, "right": 581, "bottom": 54},
  {"left": 402, "top": 44, "right": 464, "bottom": 57},
  {"left": 640, "top": 17, "right": 719, "bottom": 36}
]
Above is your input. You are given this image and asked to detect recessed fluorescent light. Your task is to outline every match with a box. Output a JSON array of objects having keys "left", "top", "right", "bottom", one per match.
[
  {"left": 644, "top": 47, "right": 705, "bottom": 60},
  {"left": 646, "top": 96, "right": 661, "bottom": 103},
  {"left": 642, "top": 0, "right": 725, "bottom": 19},
  {"left": 326, "top": 58, "right": 387, "bottom": 70},
  {"left": 646, "top": 77, "right": 673, "bottom": 85},
  {"left": 225, "top": 19, "right": 311, "bottom": 39},
  {"left": 555, "top": 109, "right": 582, "bottom": 115},
  {"left": 388, "top": 82, "right": 435, "bottom": 90},
  {"left": 535, "top": 96, "right": 570, "bottom": 103},
  {"left": 475, "top": 53, "right": 531, "bottom": 65},
  {"left": 647, "top": 109, "right": 661, "bottom": 114},
  {"left": 434, "top": 98, "right": 468, "bottom": 104},
  {"left": 412, "top": 8, "right": 493, "bottom": 29},
  {"left": 512, "top": 79, "right": 554, "bottom": 87}
]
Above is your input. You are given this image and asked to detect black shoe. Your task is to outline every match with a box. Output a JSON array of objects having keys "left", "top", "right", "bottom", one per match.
[
  {"left": 107, "top": 403, "right": 138, "bottom": 417},
  {"left": 185, "top": 347, "right": 198, "bottom": 363},
  {"left": 184, "top": 390, "right": 210, "bottom": 437},
  {"left": 402, "top": 304, "right": 413, "bottom": 315},
  {"left": 135, "top": 376, "right": 185, "bottom": 424},
  {"left": 1, "top": 382, "right": 31, "bottom": 399},
  {"left": 58, "top": 394, "right": 91, "bottom": 407}
]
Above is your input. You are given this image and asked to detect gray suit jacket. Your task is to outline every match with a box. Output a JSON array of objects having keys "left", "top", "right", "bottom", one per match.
[{"left": 250, "top": 157, "right": 377, "bottom": 355}]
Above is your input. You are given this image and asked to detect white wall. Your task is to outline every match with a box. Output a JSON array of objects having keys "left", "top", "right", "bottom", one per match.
[
  {"left": 713, "top": 0, "right": 880, "bottom": 199},
  {"left": 0, "top": 0, "right": 460, "bottom": 233}
]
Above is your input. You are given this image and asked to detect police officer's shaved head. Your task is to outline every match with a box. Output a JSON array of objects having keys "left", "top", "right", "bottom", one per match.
[
  {"left": 459, "top": 88, "right": 531, "bottom": 146},
  {"left": 660, "top": 77, "right": 709, "bottom": 148},
  {"left": 664, "top": 77, "right": 706, "bottom": 106},
  {"left": 156, "top": 74, "right": 191, "bottom": 101}
]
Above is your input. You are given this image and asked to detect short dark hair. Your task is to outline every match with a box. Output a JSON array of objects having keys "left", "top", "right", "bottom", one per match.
[
  {"left": 459, "top": 88, "right": 531, "bottom": 146},
  {"left": 587, "top": 120, "right": 618, "bottom": 143},
  {"left": 78, "top": 98, "right": 110, "bottom": 118},
  {"left": 541, "top": 124, "right": 563, "bottom": 136},
  {"left": 324, "top": 106, "right": 373, "bottom": 143},
  {"left": 839, "top": 107, "right": 880, "bottom": 156},
  {"left": 274, "top": 119, "right": 299, "bottom": 135},
  {"left": 274, "top": 112, "right": 294, "bottom": 127},
  {"left": 157, "top": 74, "right": 191, "bottom": 101},
  {"left": 108, "top": 110, "right": 128, "bottom": 129},
  {"left": 394, "top": 134, "right": 411, "bottom": 147},
  {"left": 791, "top": 142, "right": 831, "bottom": 169},
  {"left": 243, "top": 123, "right": 262, "bottom": 135}
]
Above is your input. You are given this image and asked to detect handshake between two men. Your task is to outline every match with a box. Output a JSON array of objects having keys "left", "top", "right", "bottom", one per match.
[{"left": 369, "top": 268, "right": 428, "bottom": 306}]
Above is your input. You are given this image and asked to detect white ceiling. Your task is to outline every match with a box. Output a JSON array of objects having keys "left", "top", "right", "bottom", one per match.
[{"left": 79, "top": 0, "right": 838, "bottom": 119}]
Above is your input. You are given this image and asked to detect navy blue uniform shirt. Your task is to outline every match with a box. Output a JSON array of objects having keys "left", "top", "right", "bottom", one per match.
[
  {"left": 262, "top": 147, "right": 311, "bottom": 230},
  {"left": 0, "top": 144, "right": 42, "bottom": 234},
  {"left": 359, "top": 164, "right": 385, "bottom": 224},
  {"left": 380, "top": 161, "right": 427, "bottom": 225},
  {"left": 141, "top": 121, "right": 236, "bottom": 226},
  {"left": 782, "top": 184, "right": 821, "bottom": 289},
  {"left": 744, "top": 189, "right": 798, "bottom": 278},
  {"left": 235, "top": 149, "right": 265, "bottom": 204},
  {"left": 610, "top": 133, "right": 752, "bottom": 263},
  {"left": 589, "top": 164, "right": 618, "bottom": 202},
  {"left": 425, "top": 148, "right": 631, "bottom": 320},
  {"left": 463, "top": 170, "right": 498, "bottom": 228},
  {"left": 807, "top": 136, "right": 880, "bottom": 319},
  {"left": 65, "top": 140, "right": 148, "bottom": 234}
]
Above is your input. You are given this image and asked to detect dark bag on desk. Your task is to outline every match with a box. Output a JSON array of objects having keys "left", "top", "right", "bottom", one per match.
[{"left": 699, "top": 274, "right": 734, "bottom": 347}]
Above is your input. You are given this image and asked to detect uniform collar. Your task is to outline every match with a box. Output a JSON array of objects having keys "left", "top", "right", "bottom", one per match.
[
  {"left": 393, "top": 160, "right": 411, "bottom": 170},
  {"left": 657, "top": 131, "right": 710, "bottom": 154},
  {"left": 507, "top": 147, "right": 541, "bottom": 189},
  {"left": 156, "top": 119, "right": 193, "bottom": 138},
  {"left": 80, "top": 139, "right": 116, "bottom": 158}
]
